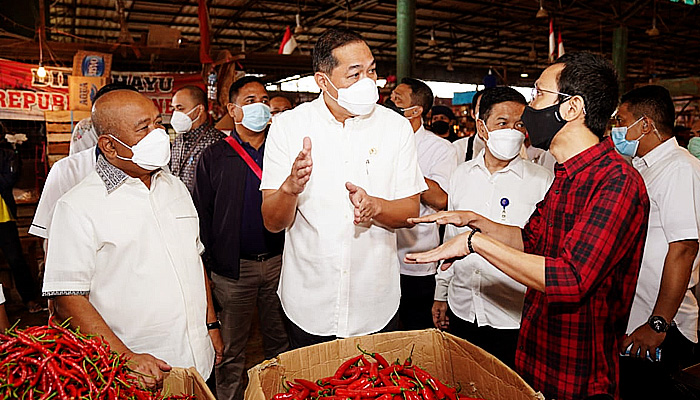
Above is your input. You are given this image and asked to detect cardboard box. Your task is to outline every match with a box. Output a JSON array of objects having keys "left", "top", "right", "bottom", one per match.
[
  {"left": 72, "top": 50, "right": 112, "bottom": 77},
  {"left": 245, "top": 329, "right": 543, "bottom": 400},
  {"left": 148, "top": 25, "right": 181, "bottom": 48},
  {"left": 68, "top": 76, "right": 106, "bottom": 111},
  {"left": 162, "top": 367, "right": 216, "bottom": 400}
]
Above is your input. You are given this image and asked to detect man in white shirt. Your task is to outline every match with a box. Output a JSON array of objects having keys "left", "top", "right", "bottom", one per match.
[
  {"left": 612, "top": 85, "right": 700, "bottom": 399},
  {"left": 391, "top": 77, "right": 458, "bottom": 330},
  {"left": 42, "top": 89, "right": 222, "bottom": 388},
  {"left": 453, "top": 90, "right": 485, "bottom": 163},
  {"left": 261, "top": 28, "right": 427, "bottom": 347},
  {"left": 31, "top": 84, "right": 139, "bottom": 244},
  {"left": 430, "top": 87, "right": 553, "bottom": 368}
]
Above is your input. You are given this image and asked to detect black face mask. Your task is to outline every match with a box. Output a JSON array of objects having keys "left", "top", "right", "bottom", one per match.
[
  {"left": 431, "top": 120, "right": 450, "bottom": 136},
  {"left": 383, "top": 99, "right": 404, "bottom": 116},
  {"left": 521, "top": 101, "right": 569, "bottom": 150}
]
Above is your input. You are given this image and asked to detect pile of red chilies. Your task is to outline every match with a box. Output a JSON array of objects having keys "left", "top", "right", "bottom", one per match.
[
  {"left": 272, "top": 346, "right": 484, "bottom": 400},
  {"left": 0, "top": 318, "right": 196, "bottom": 400}
]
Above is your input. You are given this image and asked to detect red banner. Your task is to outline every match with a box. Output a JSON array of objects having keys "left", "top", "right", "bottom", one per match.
[{"left": 0, "top": 58, "right": 203, "bottom": 122}]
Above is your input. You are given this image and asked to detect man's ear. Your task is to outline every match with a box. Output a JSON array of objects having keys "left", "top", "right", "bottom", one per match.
[
  {"left": 413, "top": 106, "right": 423, "bottom": 119},
  {"left": 314, "top": 72, "right": 329, "bottom": 93},
  {"left": 226, "top": 103, "right": 237, "bottom": 121},
  {"left": 97, "top": 135, "right": 117, "bottom": 160},
  {"left": 476, "top": 119, "right": 488, "bottom": 141},
  {"left": 560, "top": 95, "right": 586, "bottom": 122}
]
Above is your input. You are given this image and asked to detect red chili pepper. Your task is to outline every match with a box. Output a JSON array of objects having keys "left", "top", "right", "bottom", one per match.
[
  {"left": 357, "top": 345, "right": 390, "bottom": 369},
  {"left": 333, "top": 355, "right": 363, "bottom": 379}
]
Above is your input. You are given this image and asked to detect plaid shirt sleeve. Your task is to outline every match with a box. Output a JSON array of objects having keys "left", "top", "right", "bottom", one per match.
[
  {"left": 544, "top": 173, "right": 649, "bottom": 305},
  {"left": 522, "top": 198, "right": 545, "bottom": 254}
]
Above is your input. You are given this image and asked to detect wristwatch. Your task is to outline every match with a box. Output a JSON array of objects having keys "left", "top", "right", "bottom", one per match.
[
  {"left": 206, "top": 320, "right": 221, "bottom": 330},
  {"left": 647, "top": 315, "right": 669, "bottom": 333}
]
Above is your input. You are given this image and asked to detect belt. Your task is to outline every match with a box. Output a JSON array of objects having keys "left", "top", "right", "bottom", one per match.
[{"left": 240, "top": 252, "right": 281, "bottom": 262}]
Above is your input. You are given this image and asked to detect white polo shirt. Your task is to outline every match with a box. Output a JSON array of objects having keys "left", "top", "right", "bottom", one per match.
[
  {"left": 0, "top": 284, "right": 5, "bottom": 304},
  {"left": 29, "top": 146, "right": 97, "bottom": 239},
  {"left": 397, "top": 126, "right": 458, "bottom": 276},
  {"left": 435, "top": 150, "right": 553, "bottom": 328},
  {"left": 627, "top": 137, "right": 700, "bottom": 343},
  {"left": 42, "top": 156, "right": 214, "bottom": 378},
  {"left": 261, "top": 96, "right": 427, "bottom": 337},
  {"left": 70, "top": 118, "right": 98, "bottom": 155}
]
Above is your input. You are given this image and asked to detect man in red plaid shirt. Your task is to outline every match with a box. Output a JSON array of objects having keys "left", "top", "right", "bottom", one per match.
[{"left": 406, "top": 52, "right": 649, "bottom": 400}]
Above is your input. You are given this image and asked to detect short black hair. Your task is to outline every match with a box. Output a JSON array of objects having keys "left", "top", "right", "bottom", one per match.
[
  {"left": 229, "top": 76, "right": 265, "bottom": 104},
  {"left": 178, "top": 85, "right": 209, "bottom": 111},
  {"left": 313, "top": 28, "right": 366, "bottom": 74},
  {"left": 431, "top": 105, "right": 455, "bottom": 121},
  {"left": 620, "top": 85, "right": 675, "bottom": 136},
  {"left": 94, "top": 83, "right": 138, "bottom": 102},
  {"left": 554, "top": 51, "right": 619, "bottom": 139},
  {"left": 478, "top": 86, "right": 527, "bottom": 123},
  {"left": 401, "top": 78, "right": 434, "bottom": 118}
]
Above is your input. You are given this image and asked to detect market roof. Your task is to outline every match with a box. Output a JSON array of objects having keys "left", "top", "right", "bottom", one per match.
[{"left": 2, "top": 0, "right": 699, "bottom": 86}]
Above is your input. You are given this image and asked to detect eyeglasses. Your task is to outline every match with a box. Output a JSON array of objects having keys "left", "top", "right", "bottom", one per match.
[{"left": 531, "top": 85, "right": 573, "bottom": 101}]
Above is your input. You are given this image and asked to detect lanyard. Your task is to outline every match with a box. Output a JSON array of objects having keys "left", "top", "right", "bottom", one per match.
[{"left": 224, "top": 136, "right": 262, "bottom": 180}]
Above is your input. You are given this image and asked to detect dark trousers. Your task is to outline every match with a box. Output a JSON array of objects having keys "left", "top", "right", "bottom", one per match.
[
  {"left": 620, "top": 324, "right": 696, "bottom": 400},
  {"left": 0, "top": 221, "right": 37, "bottom": 303},
  {"left": 286, "top": 312, "right": 400, "bottom": 350},
  {"left": 399, "top": 274, "right": 436, "bottom": 331},
  {"left": 447, "top": 308, "right": 519, "bottom": 369},
  {"left": 211, "top": 255, "right": 289, "bottom": 400}
]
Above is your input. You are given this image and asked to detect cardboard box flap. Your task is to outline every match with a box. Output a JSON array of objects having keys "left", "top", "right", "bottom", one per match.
[
  {"left": 245, "top": 330, "right": 543, "bottom": 400},
  {"left": 162, "top": 367, "right": 216, "bottom": 400}
]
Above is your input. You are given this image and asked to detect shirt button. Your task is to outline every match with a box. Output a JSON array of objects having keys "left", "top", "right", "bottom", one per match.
[
  {"left": 555, "top": 190, "right": 560, "bottom": 194},
  {"left": 475, "top": 292, "right": 480, "bottom": 297},
  {"left": 519, "top": 346, "right": 523, "bottom": 350},
  {"left": 475, "top": 270, "right": 480, "bottom": 275},
  {"left": 548, "top": 221, "right": 553, "bottom": 227}
]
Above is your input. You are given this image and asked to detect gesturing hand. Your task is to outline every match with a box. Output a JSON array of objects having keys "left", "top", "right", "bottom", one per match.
[
  {"left": 405, "top": 230, "right": 472, "bottom": 270},
  {"left": 123, "top": 351, "right": 171, "bottom": 389},
  {"left": 346, "top": 182, "right": 381, "bottom": 225},
  {"left": 407, "top": 210, "right": 474, "bottom": 227},
  {"left": 285, "top": 137, "right": 313, "bottom": 195}
]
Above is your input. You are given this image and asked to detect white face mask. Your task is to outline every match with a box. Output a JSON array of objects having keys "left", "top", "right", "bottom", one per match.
[
  {"left": 110, "top": 128, "right": 171, "bottom": 170},
  {"left": 170, "top": 106, "right": 200, "bottom": 134},
  {"left": 480, "top": 120, "right": 525, "bottom": 161},
  {"left": 324, "top": 75, "right": 379, "bottom": 116}
]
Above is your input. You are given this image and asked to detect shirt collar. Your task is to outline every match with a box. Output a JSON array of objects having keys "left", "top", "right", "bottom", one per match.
[
  {"left": 185, "top": 121, "right": 211, "bottom": 137},
  {"left": 469, "top": 149, "right": 525, "bottom": 178},
  {"left": 95, "top": 155, "right": 163, "bottom": 194},
  {"left": 635, "top": 136, "right": 678, "bottom": 169},
  {"left": 561, "top": 137, "right": 614, "bottom": 180},
  {"left": 95, "top": 154, "right": 128, "bottom": 194}
]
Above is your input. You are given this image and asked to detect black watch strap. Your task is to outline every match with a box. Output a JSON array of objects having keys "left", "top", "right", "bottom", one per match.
[{"left": 207, "top": 320, "right": 221, "bottom": 330}]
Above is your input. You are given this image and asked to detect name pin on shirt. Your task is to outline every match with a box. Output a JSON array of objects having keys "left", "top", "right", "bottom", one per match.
[{"left": 500, "top": 197, "right": 509, "bottom": 221}]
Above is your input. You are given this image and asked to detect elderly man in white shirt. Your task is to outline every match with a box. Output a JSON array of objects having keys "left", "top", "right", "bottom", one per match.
[
  {"left": 612, "top": 85, "right": 700, "bottom": 400},
  {"left": 261, "top": 28, "right": 426, "bottom": 348},
  {"left": 42, "top": 89, "right": 222, "bottom": 388},
  {"left": 390, "top": 77, "right": 458, "bottom": 330},
  {"left": 31, "top": 84, "right": 140, "bottom": 245},
  {"left": 416, "top": 87, "right": 553, "bottom": 368}
]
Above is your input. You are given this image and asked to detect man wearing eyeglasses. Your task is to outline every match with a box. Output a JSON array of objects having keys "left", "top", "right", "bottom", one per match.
[{"left": 406, "top": 52, "right": 650, "bottom": 400}]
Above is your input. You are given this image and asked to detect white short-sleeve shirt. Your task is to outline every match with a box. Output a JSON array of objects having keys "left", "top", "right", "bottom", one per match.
[
  {"left": 0, "top": 284, "right": 5, "bottom": 304},
  {"left": 29, "top": 146, "right": 97, "bottom": 239},
  {"left": 42, "top": 157, "right": 214, "bottom": 378},
  {"left": 261, "top": 96, "right": 428, "bottom": 337},
  {"left": 435, "top": 150, "right": 553, "bottom": 329},
  {"left": 397, "top": 126, "right": 458, "bottom": 276},
  {"left": 627, "top": 137, "right": 700, "bottom": 343},
  {"left": 70, "top": 118, "right": 98, "bottom": 155}
]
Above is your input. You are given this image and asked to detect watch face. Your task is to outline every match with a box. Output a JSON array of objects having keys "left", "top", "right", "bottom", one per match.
[{"left": 649, "top": 316, "right": 668, "bottom": 333}]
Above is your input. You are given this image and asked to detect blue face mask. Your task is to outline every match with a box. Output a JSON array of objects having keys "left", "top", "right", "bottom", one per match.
[
  {"left": 611, "top": 117, "right": 644, "bottom": 157},
  {"left": 235, "top": 102, "right": 271, "bottom": 132}
]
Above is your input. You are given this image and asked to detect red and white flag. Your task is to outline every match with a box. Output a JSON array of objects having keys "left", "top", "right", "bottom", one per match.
[
  {"left": 548, "top": 19, "right": 555, "bottom": 63},
  {"left": 279, "top": 26, "right": 298, "bottom": 55},
  {"left": 558, "top": 30, "right": 565, "bottom": 58}
]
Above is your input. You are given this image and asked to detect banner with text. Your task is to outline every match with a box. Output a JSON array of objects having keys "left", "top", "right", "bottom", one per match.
[{"left": 0, "top": 58, "right": 203, "bottom": 121}]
